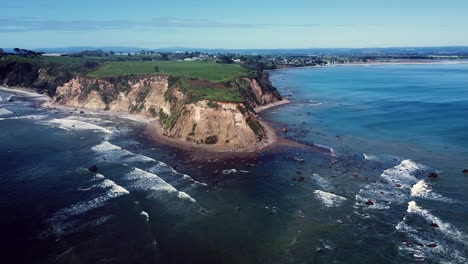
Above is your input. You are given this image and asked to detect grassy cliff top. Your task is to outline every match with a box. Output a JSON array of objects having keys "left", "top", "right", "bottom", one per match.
[{"left": 87, "top": 60, "right": 250, "bottom": 82}]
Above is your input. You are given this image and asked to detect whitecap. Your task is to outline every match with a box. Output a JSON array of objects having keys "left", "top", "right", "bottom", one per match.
[
  {"left": 43, "top": 215, "right": 113, "bottom": 238},
  {"left": 312, "top": 173, "right": 333, "bottom": 190},
  {"left": 222, "top": 169, "right": 249, "bottom": 175},
  {"left": 0, "top": 108, "right": 13, "bottom": 116},
  {"left": 125, "top": 168, "right": 196, "bottom": 203},
  {"left": 410, "top": 180, "right": 456, "bottom": 203},
  {"left": 395, "top": 201, "right": 468, "bottom": 264},
  {"left": 92, "top": 141, "right": 155, "bottom": 162},
  {"left": 407, "top": 201, "right": 467, "bottom": 242},
  {"left": 49, "top": 178, "right": 129, "bottom": 223},
  {"left": 97, "top": 179, "right": 130, "bottom": 196},
  {"left": 147, "top": 164, "right": 207, "bottom": 188},
  {"left": 314, "top": 190, "right": 347, "bottom": 208},
  {"left": 47, "top": 118, "right": 113, "bottom": 133},
  {"left": 363, "top": 153, "right": 379, "bottom": 161},
  {"left": 140, "top": 211, "right": 150, "bottom": 222}
]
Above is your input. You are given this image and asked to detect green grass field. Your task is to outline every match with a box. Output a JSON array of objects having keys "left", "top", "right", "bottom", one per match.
[
  {"left": 184, "top": 80, "right": 244, "bottom": 102},
  {"left": 40, "top": 56, "right": 84, "bottom": 64},
  {"left": 87, "top": 60, "right": 250, "bottom": 82}
]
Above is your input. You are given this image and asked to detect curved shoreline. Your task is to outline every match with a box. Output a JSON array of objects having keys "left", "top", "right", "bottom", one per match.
[
  {"left": 270, "top": 59, "right": 468, "bottom": 71},
  {"left": 1, "top": 85, "right": 303, "bottom": 158}
]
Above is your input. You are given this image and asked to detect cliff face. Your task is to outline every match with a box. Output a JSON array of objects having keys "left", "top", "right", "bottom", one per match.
[{"left": 53, "top": 74, "right": 279, "bottom": 147}]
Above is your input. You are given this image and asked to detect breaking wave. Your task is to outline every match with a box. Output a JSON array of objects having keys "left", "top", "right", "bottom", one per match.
[
  {"left": 395, "top": 201, "right": 468, "bottom": 264},
  {"left": 411, "top": 180, "right": 456, "bottom": 203},
  {"left": 92, "top": 141, "right": 155, "bottom": 162},
  {"left": 125, "top": 168, "right": 196, "bottom": 203},
  {"left": 222, "top": 169, "right": 250, "bottom": 175},
  {"left": 42, "top": 175, "right": 129, "bottom": 238},
  {"left": 47, "top": 117, "right": 113, "bottom": 134},
  {"left": 314, "top": 190, "right": 347, "bottom": 208},
  {"left": 0, "top": 108, "right": 13, "bottom": 116}
]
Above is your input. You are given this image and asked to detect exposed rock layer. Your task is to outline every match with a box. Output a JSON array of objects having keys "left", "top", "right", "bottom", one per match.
[{"left": 53, "top": 74, "right": 281, "bottom": 147}]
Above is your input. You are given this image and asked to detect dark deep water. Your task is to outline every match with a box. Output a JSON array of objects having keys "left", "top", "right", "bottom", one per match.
[{"left": 1, "top": 63, "right": 467, "bottom": 264}]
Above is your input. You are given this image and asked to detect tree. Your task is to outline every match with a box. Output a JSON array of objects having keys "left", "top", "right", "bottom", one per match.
[
  {"left": 160, "top": 53, "right": 169, "bottom": 61},
  {"left": 154, "top": 66, "right": 159, "bottom": 72},
  {"left": 216, "top": 55, "right": 234, "bottom": 64}
]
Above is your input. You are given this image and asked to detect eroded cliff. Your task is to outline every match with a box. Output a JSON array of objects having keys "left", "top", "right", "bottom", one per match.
[{"left": 53, "top": 74, "right": 281, "bottom": 148}]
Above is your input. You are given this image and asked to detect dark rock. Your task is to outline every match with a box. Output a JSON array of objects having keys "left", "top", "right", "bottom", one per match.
[
  {"left": 296, "top": 171, "right": 302, "bottom": 175},
  {"left": 292, "top": 178, "right": 297, "bottom": 181},
  {"left": 462, "top": 169, "right": 468, "bottom": 174},
  {"left": 8, "top": 98, "right": 14, "bottom": 102},
  {"left": 431, "top": 223, "right": 439, "bottom": 228},
  {"left": 80, "top": 111, "right": 84, "bottom": 114},
  {"left": 88, "top": 165, "right": 98, "bottom": 172},
  {"left": 395, "top": 184, "right": 402, "bottom": 187},
  {"left": 316, "top": 249, "right": 326, "bottom": 254},
  {"left": 297, "top": 177, "right": 305, "bottom": 181},
  {"left": 428, "top": 172, "right": 438, "bottom": 178},
  {"left": 427, "top": 244, "right": 437, "bottom": 248},
  {"left": 417, "top": 243, "right": 424, "bottom": 247},
  {"left": 365, "top": 200, "right": 374, "bottom": 206}
]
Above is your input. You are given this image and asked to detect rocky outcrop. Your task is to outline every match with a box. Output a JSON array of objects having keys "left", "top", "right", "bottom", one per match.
[
  {"left": 162, "top": 100, "right": 261, "bottom": 147},
  {"left": 53, "top": 74, "right": 279, "bottom": 148}
]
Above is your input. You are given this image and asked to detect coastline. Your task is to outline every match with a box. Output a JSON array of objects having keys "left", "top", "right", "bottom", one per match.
[
  {"left": 1, "top": 85, "right": 301, "bottom": 158},
  {"left": 271, "top": 59, "right": 468, "bottom": 71},
  {"left": 254, "top": 98, "right": 290, "bottom": 113}
]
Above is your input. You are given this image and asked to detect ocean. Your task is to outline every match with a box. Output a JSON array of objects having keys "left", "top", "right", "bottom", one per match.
[{"left": 1, "top": 63, "right": 467, "bottom": 263}]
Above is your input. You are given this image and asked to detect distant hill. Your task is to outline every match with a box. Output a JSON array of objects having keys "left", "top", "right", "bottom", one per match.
[{"left": 3, "top": 46, "right": 468, "bottom": 56}]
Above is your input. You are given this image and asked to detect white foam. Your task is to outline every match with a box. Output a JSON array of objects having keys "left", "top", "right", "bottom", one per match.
[
  {"left": 97, "top": 179, "right": 130, "bottom": 196},
  {"left": 65, "top": 115, "right": 114, "bottom": 124},
  {"left": 314, "top": 190, "right": 347, "bottom": 207},
  {"left": 47, "top": 117, "right": 113, "bottom": 133},
  {"left": 381, "top": 160, "right": 424, "bottom": 183},
  {"left": 354, "top": 160, "right": 427, "bottom": 209},
  {"left": 407, "top": 201, "right": 467, "bottom": 242},
  {"left": 140, "top": 211, "right": 149, "bottom": 222},
  {"left": 395, "top": 201, "right": 468, "bottom": 263},
  {"left": 147, "top": 165, "right": 207, "bottom": 187},
  {"left": 363, "top": 153, "right": 379, "bottom": 161},
  {"left": 312, "top": 173, "right": 333, "bottom": 190},
  {"left": 92, "top": 141, "right": 155, "bottom": 162},
  {"left": 411, "top": 180, "right": 456, "bottom": 203},
  {"left": 92, "top": 141, "right": 122, "bottom": 152},
  {"left": 0, "top": 108, "right": 13, "bottom": 116},
  {"left": 222, "top": 169, "right": 249, "bottom": 175},
  {"left": 43, "top": 215, "right": 113, "bottom": 238},
  {"left": 50, "top": 178, "right": 129, "bottom": 223},
  {"left": 125, "top": 168, "right": 196, "bottom": 203}
]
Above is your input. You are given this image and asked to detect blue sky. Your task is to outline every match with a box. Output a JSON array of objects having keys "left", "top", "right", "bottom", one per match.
[{"left": 1, "top": 0, "right": 468, "bottom": 49}]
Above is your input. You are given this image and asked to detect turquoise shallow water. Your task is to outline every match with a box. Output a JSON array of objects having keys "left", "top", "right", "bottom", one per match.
[{"left": 0, "top": 63, "right": 467, "bottom": 263}]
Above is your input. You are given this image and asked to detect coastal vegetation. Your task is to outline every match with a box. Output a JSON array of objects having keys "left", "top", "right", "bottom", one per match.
[{"left": 87, "top": 60, "right": 249, "bottom": 82}]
